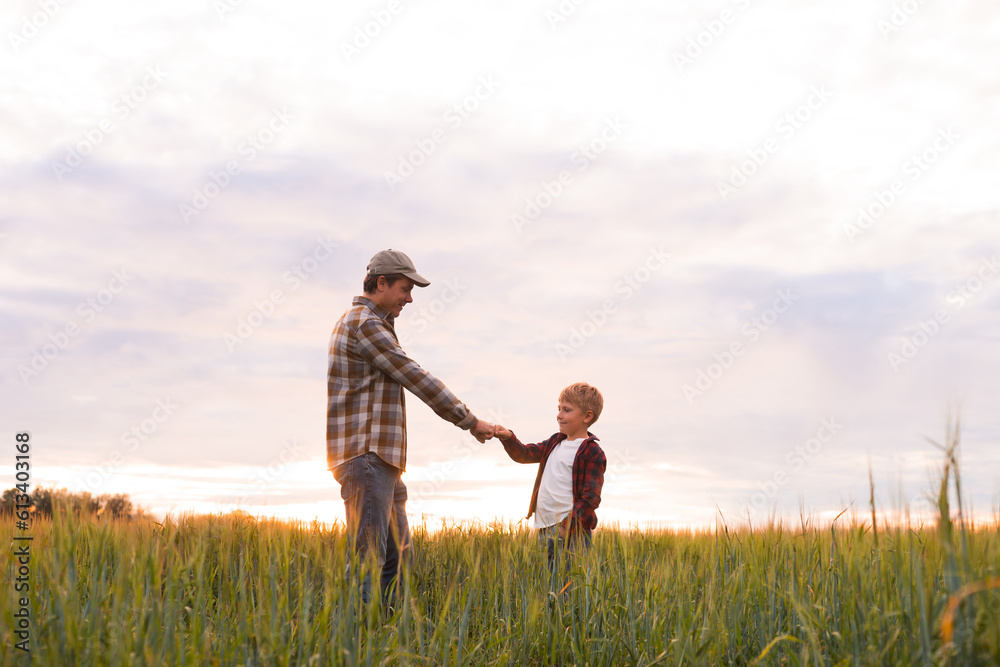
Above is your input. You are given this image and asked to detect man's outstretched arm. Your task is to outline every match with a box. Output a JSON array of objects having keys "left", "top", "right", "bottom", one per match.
[{"left": 356, "top": 319, "right": 492, "bottom": 440}]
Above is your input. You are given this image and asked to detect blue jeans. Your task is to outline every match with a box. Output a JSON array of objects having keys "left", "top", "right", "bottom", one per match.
[{"left": 333, "top": 452, "right": 412, "bottom": 605}]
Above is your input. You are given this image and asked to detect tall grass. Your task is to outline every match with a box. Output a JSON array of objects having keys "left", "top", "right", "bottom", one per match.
[{"left": 3, "top": 431, "right": 1000, "bottom": 665}]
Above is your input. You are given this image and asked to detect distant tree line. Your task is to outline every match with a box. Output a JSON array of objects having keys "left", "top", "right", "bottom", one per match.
[{"left": 0, "top": 487, "right": 137, "bottom": 519}]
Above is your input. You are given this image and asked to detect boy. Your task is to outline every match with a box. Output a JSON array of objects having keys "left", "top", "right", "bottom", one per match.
[{"left": 494, "top": 382, "right": 607, "bottom": 568}]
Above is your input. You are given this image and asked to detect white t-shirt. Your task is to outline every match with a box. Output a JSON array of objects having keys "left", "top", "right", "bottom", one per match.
[{"left": 533, "top": 437, "right": 584, "bottom": 529}]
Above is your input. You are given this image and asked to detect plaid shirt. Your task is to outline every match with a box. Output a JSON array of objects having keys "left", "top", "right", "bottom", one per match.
[
  {"left": 326, "top": 296, "right": 478, "bottom": 472},
  {"left": 500, "top": 431, "right": 606, "bottom": 534}
]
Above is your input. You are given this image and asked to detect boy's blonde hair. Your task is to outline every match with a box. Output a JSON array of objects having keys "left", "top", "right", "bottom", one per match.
[{"left": 559, "top": 382, "right": 604, "bottom": 426}]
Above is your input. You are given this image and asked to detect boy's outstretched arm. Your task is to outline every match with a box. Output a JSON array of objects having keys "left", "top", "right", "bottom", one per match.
[{"left": 494, "top": 425, "right": 545, "bottom": 464}]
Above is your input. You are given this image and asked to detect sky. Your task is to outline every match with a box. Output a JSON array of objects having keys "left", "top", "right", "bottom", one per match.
[{"left": 2, "top": 0, "right": 998, "bottom": 530}]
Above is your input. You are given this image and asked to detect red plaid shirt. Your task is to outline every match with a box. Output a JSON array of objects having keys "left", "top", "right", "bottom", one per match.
[{"left": 500, "top": 431, "right": 606, "bottom": 534}]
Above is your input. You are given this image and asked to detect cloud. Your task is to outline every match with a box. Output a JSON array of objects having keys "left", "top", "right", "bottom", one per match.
[{"left": 2, "top": 0, "right": 998, "bottom": 527}]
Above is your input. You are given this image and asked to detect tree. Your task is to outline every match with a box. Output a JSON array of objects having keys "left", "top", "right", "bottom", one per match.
[
  {"left": 0, "top": 488, "right": 20, "bottom": 515},
  {"left": 1, "top": 487, "right": 137, "bottom": 519},
  {"left": 31, "top": 487, "right": 52, "bottom": 517},
  {"left": 99, "top": 494, "right": 133, "bottom": 520}
]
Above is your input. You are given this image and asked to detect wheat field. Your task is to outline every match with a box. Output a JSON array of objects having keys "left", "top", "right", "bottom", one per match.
[{"left": 3, "top": 440, "right": 999, "bottom": 665}]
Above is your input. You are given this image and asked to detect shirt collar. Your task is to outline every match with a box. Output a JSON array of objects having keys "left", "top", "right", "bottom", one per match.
[
  {"left": 555, "top": 431, "right": 598, "bottom": 444},
  {"left": 354, "top": 295, "right": 394, "bottom": 324}
]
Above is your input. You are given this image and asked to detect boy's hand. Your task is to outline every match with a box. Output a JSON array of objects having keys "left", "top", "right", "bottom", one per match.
[
  {"left": 558, "top": 515, "right": 572, "bottom": 540},
  {"left": 493, "top": 424, "right": 512, "bottom": 440}
]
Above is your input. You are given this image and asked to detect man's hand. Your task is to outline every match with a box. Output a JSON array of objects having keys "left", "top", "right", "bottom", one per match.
[
  {"left": 471, "top": 420, "right": 495, "bottom": 443},
  {"left": 493, "top": 424, "right": 512, "bottom": 440}
]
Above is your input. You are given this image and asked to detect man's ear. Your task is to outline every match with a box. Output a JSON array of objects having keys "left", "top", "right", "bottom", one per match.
[{"left": 376, "top": 275, "right": 387, "bottom": 292}]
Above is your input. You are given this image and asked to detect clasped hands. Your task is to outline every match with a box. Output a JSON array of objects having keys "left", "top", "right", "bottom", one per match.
[{"left": 470, "top": 420, "right": 512, "bottom": 443}]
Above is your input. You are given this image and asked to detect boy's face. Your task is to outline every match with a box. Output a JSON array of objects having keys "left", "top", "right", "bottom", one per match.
[{"left": 556, "top": 400, "right": 592, "bottom": 438}]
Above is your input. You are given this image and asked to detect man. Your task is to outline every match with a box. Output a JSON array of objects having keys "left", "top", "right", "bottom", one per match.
[{"left": 327, "top": 248, "right": 494, "bottom": 604}]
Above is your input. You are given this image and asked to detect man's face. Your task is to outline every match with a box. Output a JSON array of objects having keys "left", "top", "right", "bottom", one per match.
[{"left": 373, "top": 276, "right": 415, "bottom": 317}]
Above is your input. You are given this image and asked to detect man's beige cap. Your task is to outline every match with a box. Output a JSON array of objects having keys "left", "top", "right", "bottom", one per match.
[{"left": 366, "top": 249, "right": 430, "bottom": 287}]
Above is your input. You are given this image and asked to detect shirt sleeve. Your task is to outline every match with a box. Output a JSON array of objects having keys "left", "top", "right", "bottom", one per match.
[
  {"left": 572, "top": 445, "right": 606, "bottom": 531},
  {"left": 499, "top": 432, "right": 547, "bottom": 464},
  {"left": 355, "top": 318, "right": 478, "bottom": 430}
]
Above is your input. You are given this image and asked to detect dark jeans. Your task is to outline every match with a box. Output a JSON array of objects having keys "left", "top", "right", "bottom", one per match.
[{"left": 333, "top": 452, "right": 412, "bottom": 605}]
